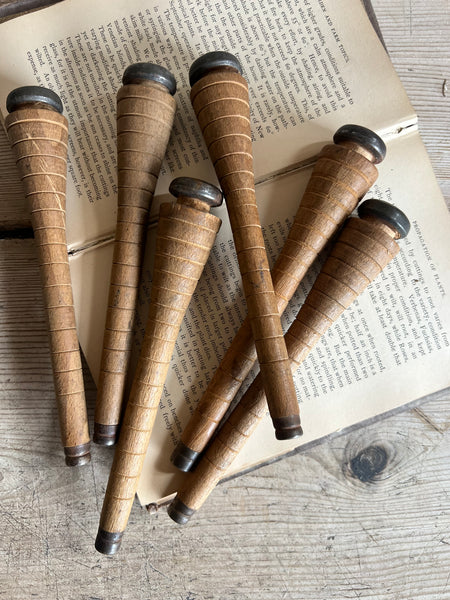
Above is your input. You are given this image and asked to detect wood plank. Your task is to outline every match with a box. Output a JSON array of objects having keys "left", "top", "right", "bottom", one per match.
[
  {"left": 372, "top": 0, "right": 450, "bottom": 199},
  {"left": 0, "top": 239, "right": 449, "bottom": 598}
]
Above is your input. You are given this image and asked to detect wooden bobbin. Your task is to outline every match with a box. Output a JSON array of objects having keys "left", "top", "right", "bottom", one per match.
[
  {"left": 5, "top": 86, "right": 90, "bottom": 466},
  {"left": 171, "top": 124, "right": 386, "bottom": 471},
  {"left": 167, "top": 199, "right": 410, "bottom": 523},
  {"left": 94, "top": 63, "right": 177, "bottom": 446},
  {"left": 189, "top": 51, "right": 300, "bottom": 441},
  {"left": 95, "top": 177, "right": 223, "bottom": 555}
]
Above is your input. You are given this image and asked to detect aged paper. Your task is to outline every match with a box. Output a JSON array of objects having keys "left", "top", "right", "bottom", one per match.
[
  {"left": 0, "top": 0, "right": 414, "bottom": 248},
  {"left": 0, "top": 0, "right": 448, "bottom": 506},
  {"left": 69, "top": 131, "right": 450, "bottom": 505}
]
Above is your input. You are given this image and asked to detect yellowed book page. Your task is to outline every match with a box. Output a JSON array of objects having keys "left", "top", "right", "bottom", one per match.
[
  {"left": 69, "top": 129, "right": 450, "bottom": 506},
  {"left": 0, "top": 0, "right": 414, "bottom": 250}
]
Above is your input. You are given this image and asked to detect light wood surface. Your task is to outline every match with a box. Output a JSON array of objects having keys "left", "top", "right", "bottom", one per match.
[{"left": 0, "top": 1, "right": 449, "bottom": 598}]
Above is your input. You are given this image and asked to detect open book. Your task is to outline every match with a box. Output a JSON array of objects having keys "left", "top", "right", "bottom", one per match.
[{"left": 1, "top": 0, "right": 449, "bottom": 507}]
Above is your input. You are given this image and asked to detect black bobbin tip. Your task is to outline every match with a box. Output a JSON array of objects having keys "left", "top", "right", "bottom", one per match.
[
  {"left": 6, "top": 86, "right": 64, "bottom": 114},
  {"left": 93, "top": 423, "right": 119, "bottom": 447},
  {"left": 170, "top": 440, "right": 201, "bottom": 472},
  {"left": 169, "top": 177, "right": 223, "bottom": 208},
  {"left": 122, "top": 62, "right": 177, "bottom": 95},
  {"left": 95, "top": 529, "right": 123, "bottom": 555},
  {"left": 189, "top": 51, "right": 242, "bottom": 86},
  {"left": 273, "top": 415, "right": 303, "bottom": 441},
  {"left": 167, "top": 497, "right": 196, "bottom": 525},
  {"left": 333, "top": 124, "right": 386, "bottom": 164},
  {"left": 64, "top": 442, "right": 91, "bottom": 467},
  {"left": 358, "top": 199, "right": 410, "bottom": 239}
]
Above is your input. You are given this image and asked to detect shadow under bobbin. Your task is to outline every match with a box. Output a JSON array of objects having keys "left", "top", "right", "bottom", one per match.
[
  {"left": 171, "top": 123, "right": 386, "bottom": 472},
  {"left": 5, "top": 85, "right": 90, "bottom": 466}
]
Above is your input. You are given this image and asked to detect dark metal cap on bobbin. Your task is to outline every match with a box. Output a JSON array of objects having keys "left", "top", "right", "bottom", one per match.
[
  {"left": 189, "top": 51, "right": 243, "bottom": 86},
  {"left": 64, "top": 442, "right": 91, "bottom": 467},
  {"left": 358, "top": 199, "right": 410, "bottom": 238},
  {"left": 93, "top": 423, "right": 119, "bottom": 447},
  {"left": 169, "top": 177, "right": 223, "bottom": 208},
  {"left": 95, "top": 529, "right": 124, "bottom": 555},
  {"left": 122, "top": 62, "right": 177, "bottom": 95},
  {"left": 273, "top": 415, "right": 303, "bottom": 441},
  {"left": 333, "top": 124, "right": 386, "bottom": 164},
  {"left": 167, "top": 496, "right": 196, "bottom": 525},
  {"left": 170, "top": 440, "right": 201, "bottom": 472},
  {"left": 6, "top": 85, "right": 64, "bottom": 113}
]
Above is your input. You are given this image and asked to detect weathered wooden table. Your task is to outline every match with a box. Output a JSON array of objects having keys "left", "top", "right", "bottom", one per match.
[{"left": 0, "top": 1, "right": 449, "bottom": 598}]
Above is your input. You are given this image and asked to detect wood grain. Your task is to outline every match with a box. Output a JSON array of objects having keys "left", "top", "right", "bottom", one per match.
[
  {"left": 96, "top": 183, "right": 221, "bottom": 553},
  {"left": 94, "top": 75, "right": 176, "bottom": 445},
  {"left": 190, "top": 60, "right": 299, "bottom": 439},
  {"left": 0, "top": 240, "right": 449, "bottom": 593},
  {"left": 5, "top": 103, "right": 90, "bottom": 465},
  {"left": 0, "top": 0, "right": 449, "bottom": 598}
]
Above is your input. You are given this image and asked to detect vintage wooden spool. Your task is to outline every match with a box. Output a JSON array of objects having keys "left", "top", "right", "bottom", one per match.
[
  {"left": 94, "top": 63, "right": 177, "bottom": 446},
  {"left": 5, "top": 86, "right": 90, "bottom": 466},
  {"left": 167, "top": 199, "right": 410, "bottom": 523},
  {"left": 189, "top": 51, "right": 299, "bottom": 440},
  {"left": 95, "top": 177, "right": 223, "bottom": 554},
  {"left": 171, "top": 123, "right": 386, "bottom": 471}
]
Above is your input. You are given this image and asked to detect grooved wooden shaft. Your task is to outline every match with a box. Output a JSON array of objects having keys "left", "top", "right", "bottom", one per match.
[
  {"left": 96, "top": 195, "right": 221, "bottom": 552},
  {"left": 5, "top": 107, "right": 90, "bottom": 465},
  {"left": 94, "top": 80, "right": 176, "bottom": 444},
  {"left": 191, "top": 68, "right": 299, "bottom": 438},
  {"left": 174, "top": 141, "right": 379, "bottom": 466},
  {"left": 169, "top": 214, "right": 402, "bottom": 520}
]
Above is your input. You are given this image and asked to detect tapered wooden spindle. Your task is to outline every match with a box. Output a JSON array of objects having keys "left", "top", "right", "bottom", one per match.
[
  {"left": 171, "top": 124, "right": 386, "bottom": 471},
  {"left": 189, "top": 51, "right": 300, "bottom": 440},
  {"left": 94, "top": 63, "right": 177, "bottom": 446},
  {"left": 168, "top": 199, "right": 410, "bottom": 523},
  {"left": 95, "top": 177, "right": 223, "bottom": 554},
  {"left": 5, "top": 86, "right": 90, "bottom": 466}
]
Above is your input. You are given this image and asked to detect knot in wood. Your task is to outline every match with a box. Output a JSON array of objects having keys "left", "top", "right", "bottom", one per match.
[{"left": 350, "top": 445, "right": 388, "bottom": 482}]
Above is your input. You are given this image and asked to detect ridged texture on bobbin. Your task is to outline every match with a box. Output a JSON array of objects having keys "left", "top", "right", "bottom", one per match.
[
  {"left": 190, "top": 62, "right": 299, "bottom": 440},
  {"left": 169, "top": 212, "right": 403, "bottom": 519},
  {"left": 5, "top": 106, "right": 90, "bottom": 465},
  {"left": 94, "top": 76, "right": 176, "bottom": 445},
  {"left": 172, "top": 138, "right": 380, "bottom": 469},
  {"left": 96, "top": 197, "right": 221, "bottom": 553}
]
